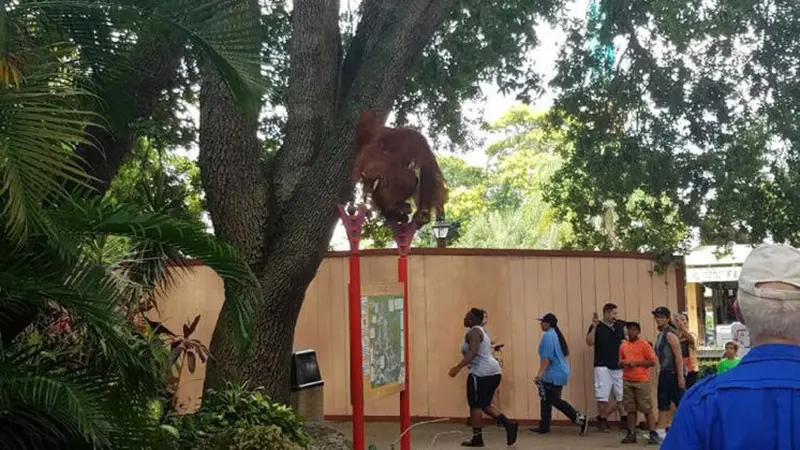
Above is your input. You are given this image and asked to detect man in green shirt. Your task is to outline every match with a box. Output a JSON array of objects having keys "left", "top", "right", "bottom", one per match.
[{"left": 717, "top": 341, "right": 741, "bottom": 374}]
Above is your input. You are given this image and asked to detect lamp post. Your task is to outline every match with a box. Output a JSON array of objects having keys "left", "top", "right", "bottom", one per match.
[{"left": 431, "top": 219, "right": 451, "bottom": 248}]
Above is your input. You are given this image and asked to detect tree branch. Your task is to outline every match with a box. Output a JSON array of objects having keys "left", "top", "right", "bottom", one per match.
[
  {"left": 265, "top": 0, "right": 458, "bottom": 281},
  {"left": 272, "top": 0, "right": 342, "bottom": 206}
]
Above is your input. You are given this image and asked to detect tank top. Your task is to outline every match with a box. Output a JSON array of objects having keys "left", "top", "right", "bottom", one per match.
[
  {"left": 460, "top": 326, "right": 502, "bottom": 377},
  {"left": 656, "top": 327, "right": 678, "bottom": 373}
]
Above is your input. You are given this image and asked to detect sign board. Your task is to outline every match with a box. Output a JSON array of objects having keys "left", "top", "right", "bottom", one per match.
[
  {"left": 686, "top": 265, "right": 741, "bottom": 283},
  {"left": 360, "top": 283, "right": 406, "bottom": 399}
]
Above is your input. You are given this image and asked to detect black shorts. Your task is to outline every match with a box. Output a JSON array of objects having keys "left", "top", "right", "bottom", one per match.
[
  {"left": 466, "top": 373, "right": 502, "bottom": 409},
  {"left": 657, "top": 371, "right": 684, "bottom": 411}
]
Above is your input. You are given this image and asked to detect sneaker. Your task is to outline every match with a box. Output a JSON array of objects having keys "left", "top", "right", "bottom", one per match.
[
  {"left": 647, "top": 431, "right": 661, "bottom": 445},
  {"left": 505, "top": 422, "right": 519, "bottom": 445},
  {"left": 461, "top": 438, "right": 485, "bottom": 447},
  {"left": 530, "top": 427, "right": 550, "bottom": 434},
  {"left": 578, "top": 414, "right": 590, "bottom": 436},
  {"left": 621, "top": 432, "right": 637, "bottom": 444}
]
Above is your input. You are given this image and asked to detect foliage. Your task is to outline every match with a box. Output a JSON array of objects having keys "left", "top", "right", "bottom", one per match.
[
  {"left": 546, "top": 0, "right": 800, "bottom": 255},
  {"left": 0, "top": 1, "right": 262, "bottom": 446},
  {"left": 106, "top": 138, "right": 205, "bottom": 230},
  {"left": 168, "top": 382, "right": 311, "bottom": 449},
  {"left": 209, "top": 425, "right": 304, "bottom": 450},
  {"left": 392, "top": 0, "right": 566, "bottom": 148}
]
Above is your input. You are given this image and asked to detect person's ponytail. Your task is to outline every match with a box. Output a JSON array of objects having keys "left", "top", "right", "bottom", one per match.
[{"left": 554, "top": 326, "right": 570, "bottom": 357}]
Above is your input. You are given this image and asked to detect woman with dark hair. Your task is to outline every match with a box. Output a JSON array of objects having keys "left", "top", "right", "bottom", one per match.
[
  {"left": 449, "top": 308, "right": 519, "bottom": 447},
  {"left": 532, "top": 312, "right": 589, "bottom": 436}
]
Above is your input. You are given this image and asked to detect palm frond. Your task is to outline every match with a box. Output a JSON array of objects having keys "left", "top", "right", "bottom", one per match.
[
  {"left": 11, "top": 0, "right": 265, "bottom": 116},
  {"left": 0, "top": 360, "right": 174, "bottom": 449},
  {"left": 0, "top": 43, "right": 99, "bottom": 243},
  {"left": 50, "top": 199, "right": 258, "bottom": 348}
]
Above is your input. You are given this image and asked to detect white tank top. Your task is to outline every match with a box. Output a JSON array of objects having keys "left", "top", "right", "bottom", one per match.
[{"left": 461, "top": 326, "right": 502, "bottom": 377}]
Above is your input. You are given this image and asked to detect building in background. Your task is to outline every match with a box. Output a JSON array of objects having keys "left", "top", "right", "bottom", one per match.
[{"left": 684, "top": 245, "right": 753, "bottom": 350}]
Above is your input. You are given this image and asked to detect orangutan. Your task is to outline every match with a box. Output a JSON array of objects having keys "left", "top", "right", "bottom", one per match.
[{"left": 352, "top": 110, "right": 448, "bottom": 225}]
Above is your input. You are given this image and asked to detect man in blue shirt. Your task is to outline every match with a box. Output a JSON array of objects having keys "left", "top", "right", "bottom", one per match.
[{"left": 663, "top": 244, "right": 800, "bottom": 449}]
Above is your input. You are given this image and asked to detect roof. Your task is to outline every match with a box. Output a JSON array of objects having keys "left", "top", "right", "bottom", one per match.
[{"left": 684, "top": 244, "right": 755, "bottom": 267}]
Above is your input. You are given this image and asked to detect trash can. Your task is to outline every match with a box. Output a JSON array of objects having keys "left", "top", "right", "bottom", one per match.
[{"left": 290, "top": 349, "right": 324, "bottom": 423}]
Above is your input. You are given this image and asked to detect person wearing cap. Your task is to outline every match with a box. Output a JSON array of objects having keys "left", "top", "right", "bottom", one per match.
[
  {"left": 652, "top": 305, "right": 685, "bottom": 438},
  {"left": 663, "top": 243, "right": 800, "bottom": 449},
  {"left": 531, "top": 312, "right": 590, "bottom": 436}
]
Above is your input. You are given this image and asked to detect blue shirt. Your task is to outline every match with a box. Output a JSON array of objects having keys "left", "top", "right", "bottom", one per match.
[
  {"left": 539, "top": 328, "right": 570, "bottom": 386},
  {"left": 663, "top": 344, "right": 800, "bottom": 450}
]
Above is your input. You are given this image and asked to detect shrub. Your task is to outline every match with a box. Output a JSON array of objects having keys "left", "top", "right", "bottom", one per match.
[
  {"left": 169, "top": 382, "right": 311, "bottom": 449},
  {"left": 210, "top": 425, "right": 304, "bottom": 450}
]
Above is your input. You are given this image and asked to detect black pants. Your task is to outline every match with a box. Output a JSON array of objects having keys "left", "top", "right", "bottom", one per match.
[
  {"left": 657, "top": 371, "right": 684, "bottom": 411},
  {"left": 540, "top": 382, "right": 579, "bottom": 431},
  {"left": 686, "top": 371, "right": 699, "bottom": 389}
]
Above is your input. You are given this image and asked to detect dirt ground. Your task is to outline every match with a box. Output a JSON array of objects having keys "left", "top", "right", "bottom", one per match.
[{"left": 330, "top": 421, "right": 661, "bottom": 449}]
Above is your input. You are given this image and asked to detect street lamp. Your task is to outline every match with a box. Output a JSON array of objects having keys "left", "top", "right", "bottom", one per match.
[{"left": 431, "top": 219, "right": 451, "bottom": 248}]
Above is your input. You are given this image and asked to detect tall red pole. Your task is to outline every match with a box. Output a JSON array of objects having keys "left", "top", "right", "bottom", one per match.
[
  {"left": 338, "top": 205, "right": 367, "bottom": 450},
  {"left": 390, "top": 221, "right": 418, "bottom": 450}
]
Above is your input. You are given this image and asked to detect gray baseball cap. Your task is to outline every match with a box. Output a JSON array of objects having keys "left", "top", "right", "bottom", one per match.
[{"left": 738, "top": 244, "right": 800, "bottom": 300}]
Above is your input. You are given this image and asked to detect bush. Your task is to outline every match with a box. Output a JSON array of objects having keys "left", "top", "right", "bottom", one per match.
[
  {"left": 168, "top": 382, "right": 311, "bottom": 449},
  {"left": 210, "top": 425, "right": 304, "bottom": 450},
  {"left": 698, "top": 358, "right": 717, "bottom": 381}
]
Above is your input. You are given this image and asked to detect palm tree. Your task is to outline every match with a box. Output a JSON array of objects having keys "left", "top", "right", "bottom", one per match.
[{"left": 0, "top": 1, "right": 262, "bottom": 447}]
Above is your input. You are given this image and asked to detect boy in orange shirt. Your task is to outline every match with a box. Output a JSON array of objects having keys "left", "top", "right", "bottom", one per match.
[{"left": 619, "top": 321, "right": 660, "bottom": 445}]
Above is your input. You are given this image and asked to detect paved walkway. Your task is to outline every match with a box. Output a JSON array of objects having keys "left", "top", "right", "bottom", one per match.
[{"left": 331, "top": 422, "right": 660, "bottom": 449}]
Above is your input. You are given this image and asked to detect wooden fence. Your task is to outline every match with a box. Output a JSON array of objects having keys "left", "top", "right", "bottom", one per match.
[{"left": 294, "top": 249, "right": 682, "bottom": 422}]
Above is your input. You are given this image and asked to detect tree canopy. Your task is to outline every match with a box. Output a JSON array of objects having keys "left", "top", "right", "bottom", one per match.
[{"left": 546, "top": 0, "right": 800, "bottom": 257}]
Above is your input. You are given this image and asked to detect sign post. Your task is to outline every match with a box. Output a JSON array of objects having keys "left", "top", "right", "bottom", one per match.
[
  {"left": 389, "top": 221, "right": 418, "bottom": 450},
  {"left": 338, "top": 204, "right": 367, "bottom": 450}
]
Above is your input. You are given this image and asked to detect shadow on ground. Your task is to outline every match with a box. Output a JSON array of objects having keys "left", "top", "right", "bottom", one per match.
[{"left": 329, "top": 421, "right": 659, "bottom": 449}]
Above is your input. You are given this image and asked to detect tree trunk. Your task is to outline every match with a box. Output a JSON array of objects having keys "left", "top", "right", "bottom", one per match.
[
  {"left": 201, "top": 0, "right": 458, "bottom": 402},
  {"left": 75, "top": 32, "right": 185, "bottom": 194}
]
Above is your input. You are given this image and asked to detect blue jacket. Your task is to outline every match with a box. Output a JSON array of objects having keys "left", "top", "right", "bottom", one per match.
[
  {"left": 663, "top": 344, "right": 800, "bottom": 450},
  {"left": 539, "top": 328, "right": 570, "bottom": 386}
]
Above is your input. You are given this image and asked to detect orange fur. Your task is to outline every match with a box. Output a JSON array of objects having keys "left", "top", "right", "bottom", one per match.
[{"left": 352, "top": 110, "right": 448, "bottom": 225}]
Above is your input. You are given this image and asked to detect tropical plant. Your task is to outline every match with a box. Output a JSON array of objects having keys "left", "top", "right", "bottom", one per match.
[
  {"left": 0, "top": 1, "right": 262, "bottom": 447},
  {"left": 167, "top": 382, "right": 311, "bottom": 449}
]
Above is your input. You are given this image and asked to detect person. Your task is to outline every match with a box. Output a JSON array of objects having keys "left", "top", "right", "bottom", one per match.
[
  {"left": 531, "top": 312, "right": 590, "bottom": 436},
  {"left": 663, "top": 243, "right": 800, "bottom": 449},
  {"left": 716, "top": 341, "right": 741, "bottom": 374},
  {"left": 585, "top": 302, "right": 627, "bottom": 431},
  {"left": 652, "top": 306, "right": 685, "bottom": 438},
  {"left": 676, "top": 312, "right": 700, "bottom": 388},
  {"left": 448, "top": 308, "right": 518, "bottom": 447},
  {"left": 619, "top": 321, "right": 660, "bottom": 445},
  {"left": 465, "top": 309, "right": 503, "bottom": 427}
]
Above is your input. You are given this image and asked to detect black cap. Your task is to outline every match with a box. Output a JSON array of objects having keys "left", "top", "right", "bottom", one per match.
[
  {"left": 625, "top": 321, "right": 641, "bottom": 330},
  {"left": 537, "top": 312, "right": 558, "bottom": 326},
  {"left": 652, "top": 306, "right": 671, "bottom": 317}
]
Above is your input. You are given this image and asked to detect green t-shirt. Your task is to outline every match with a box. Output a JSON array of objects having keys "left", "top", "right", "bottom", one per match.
[{"left": 717, "top": 357, "right": 741, "bottom": 374}]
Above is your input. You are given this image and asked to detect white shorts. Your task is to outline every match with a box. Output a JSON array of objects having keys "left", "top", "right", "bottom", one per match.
[{"left": 594, "top": 366, "right": 624, "bottom": 402}]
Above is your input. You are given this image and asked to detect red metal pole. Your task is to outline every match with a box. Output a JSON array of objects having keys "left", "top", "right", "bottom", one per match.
[
  {"left": 390, "top": 221, "right": 418, "bottom": 450},
  {"left": 338, "top": 205, "right": 367, "bottom": 450},
  {"left": 398, "top": 254, "right": 411, "bottom": 450}
]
